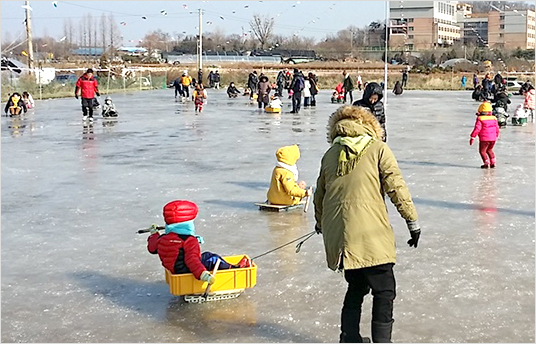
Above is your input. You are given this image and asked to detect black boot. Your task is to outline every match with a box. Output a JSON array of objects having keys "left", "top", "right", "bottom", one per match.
[
  {"left": 341, "top": 308, "right": 371, "bottom": 343},
  {"left": 340, "top": 332, "right": 371, "bottom": 343},
  {"left": 371, "top": 320, "right": 394, "bottom": 343}
]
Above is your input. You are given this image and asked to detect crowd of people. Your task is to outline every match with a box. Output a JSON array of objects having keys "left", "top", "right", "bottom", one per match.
[
  {"left": 471, "top": 71, "right": 535, "bottom": 126},
  {"left": 4, "top": 61, "right": 535, "bottom": 343}
]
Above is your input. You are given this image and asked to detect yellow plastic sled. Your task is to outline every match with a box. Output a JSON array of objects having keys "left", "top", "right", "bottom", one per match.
[
  {"left": 265, "top": 106, "right": 281, "bottom": 113},
  {"left": 165, "top": 255, "right": 257, "bottom": 303}
]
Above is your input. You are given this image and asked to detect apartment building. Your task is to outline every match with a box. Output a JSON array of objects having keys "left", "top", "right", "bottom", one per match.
[
  {"left": 487, "top": 9, "right": 535, "bottom": 50},
  {"left": 389, "top": 1, "right": 535, "bottom": 51},
  {"left": 389, "top": 1, "right": 461, "bottom": 50}
]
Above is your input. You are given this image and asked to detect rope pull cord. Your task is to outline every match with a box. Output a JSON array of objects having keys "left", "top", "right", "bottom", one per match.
[{"left": 251, "top": 230, "right": 316, "bottom": 261}]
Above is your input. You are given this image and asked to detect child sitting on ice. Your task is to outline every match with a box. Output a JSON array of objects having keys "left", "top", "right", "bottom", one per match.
[
  {"left": 267, "top": 144, "right": 312, "bottom": 205},
  {"left": 148, "top": 200, "right": 251, "bottom": 284},
  {"left": 511, "top": 104, "right": 528, "bottom": 126},
  {"left": 268, "top": 95, "right": 282, "bottom": 110},
  {"left": 331, "top": 83, "right": 344, "bottom": 103},
  {"left": 101, "top": 96, "right": 118, "bottom": 117},
  {"left": 4, "top": 92, "right": 27, "bottom": 116}
]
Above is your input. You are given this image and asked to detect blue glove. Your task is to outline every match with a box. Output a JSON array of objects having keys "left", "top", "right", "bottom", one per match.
[{"left": 200, "top": 271, "right": 215, "bottom": 284}]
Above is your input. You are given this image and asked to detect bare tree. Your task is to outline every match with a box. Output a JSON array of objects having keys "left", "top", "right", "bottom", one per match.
[
  {"left": 249, "top": 14, "right": 274, "bottom": 50},
  {"left": 100, "top": 13, "right": 108, "bottom": 51},
  {"left": 87, "top": 14, "right": 92, "bottom": 50},
  {"left": 108, "top": 14, "right": 120, "bottom": 57}
]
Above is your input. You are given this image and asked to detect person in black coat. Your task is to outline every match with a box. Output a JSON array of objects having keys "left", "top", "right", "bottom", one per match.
[
  {"left": 353, "top": 82, "right": 387, "bottom": 142},
  {"left": 392, "top": 81, "right": 403, "bottom": 95},
  {"left": 492, "top": 86, "right": 511, "bottom": 113},
  {"left": 472, "top": 85, "right": 486, "bottom": 101},
  {"left": 227, "top": 82, "right": 240, "bottom": 98},
  {"left": 247, "top": 71, "right": 259, "bottom": 99}
]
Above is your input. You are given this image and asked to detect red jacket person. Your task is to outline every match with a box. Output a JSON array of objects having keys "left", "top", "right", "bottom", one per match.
[{"left": 75, "top": 68, "right": 99, "bottom": 121}]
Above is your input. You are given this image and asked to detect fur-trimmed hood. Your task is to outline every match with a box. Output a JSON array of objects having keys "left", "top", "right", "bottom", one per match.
[{"left": 326, "top": 106, "right": 384, "bottom": 143}]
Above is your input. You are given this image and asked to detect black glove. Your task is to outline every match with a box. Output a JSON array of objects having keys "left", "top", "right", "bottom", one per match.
[
  {"left": 75, "top": 94, "right": 79, "bottom": 99},
  {"left": 315, "top": 224, "right": 322, "bottom": 235},
  {"left": 406, "top": 220, "right": 420, "bottom": 248},
  {"left": 407, "top": 230, "right": 420, "bottom": 248},
  {"left": 96, "top": 92, "right": 100, "bottom": 97}
]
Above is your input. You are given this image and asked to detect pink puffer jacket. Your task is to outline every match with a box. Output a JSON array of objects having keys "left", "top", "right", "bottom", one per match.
[
  {"left": 524, "top": 89, "right": 535, "bottom": 110},
  {"left": 471, "top": 115, "right": 499, "bottom": 142}
]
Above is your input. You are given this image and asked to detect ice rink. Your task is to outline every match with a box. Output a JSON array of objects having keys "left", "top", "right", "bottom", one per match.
[{"left": 2, "top": 87, "right": 534, "bottom": 343}]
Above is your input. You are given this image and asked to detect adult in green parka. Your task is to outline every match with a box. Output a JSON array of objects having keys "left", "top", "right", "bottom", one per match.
[{"left": 313, "top": 105, "right": 421, "bottom": 343}]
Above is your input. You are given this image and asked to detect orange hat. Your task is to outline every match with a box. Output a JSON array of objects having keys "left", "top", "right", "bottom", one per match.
[{"left": 478, "top": 102, "right": 492, "bottom": 114}]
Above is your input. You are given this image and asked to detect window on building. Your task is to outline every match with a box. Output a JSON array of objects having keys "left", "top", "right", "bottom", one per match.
[
  {"left": 408, "top": 44, "right": 414, "bottom": 50},
  {"left": 499, "top": 33, "right": 504, "bottom": 38},
  {"left": 500, "top": 24, "right": 504, "bottom": 29},
  {"left": 500, "top": 15, "right": 505, "bottom": 20},
  {"left": 409, "top": 35, "right": 414, "bottom": 39},
  {"left": 409, "top": 18, "right": 414, "bottom": 22},
  {"left": 409, "top": 26, "right": 414, "bottom": 31}
]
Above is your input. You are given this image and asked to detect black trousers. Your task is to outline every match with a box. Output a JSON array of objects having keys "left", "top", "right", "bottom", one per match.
[
  {"left": 81, "top": 98, "right": 94, "bottom": 117},
  {"left": 292, "top": 91, "right": 302, "bottom": 112},
  {"left": 344, "top": 90, "right": 353, "bottom": 103},
  {"left": 341, "top": 263, "right": 396, "bottom": 342},
  {"left": 182, "top": 85, "right": 190, "bottom": 98}
]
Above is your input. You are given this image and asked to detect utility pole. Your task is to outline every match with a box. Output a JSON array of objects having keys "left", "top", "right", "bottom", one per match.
[
  {"left": 384, "top": 0, "right": 389, "bottom": 103},
  {"left": 25, "top": 0, "right": 34, "bottom": 71},
  {"left": 198, "top": 8, "right": 203, "bottom": 70}
]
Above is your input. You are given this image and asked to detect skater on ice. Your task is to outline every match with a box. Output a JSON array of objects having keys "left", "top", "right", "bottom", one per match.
[{"left": 74, "top": 68, "right": 100, "bottom": 121}]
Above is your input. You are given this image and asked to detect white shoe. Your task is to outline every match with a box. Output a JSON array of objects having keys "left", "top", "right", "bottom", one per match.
[
  {"left": 82, "top": 116, "right": 88, "bottom": 121},
  {"left": 88, "top": 117, "right": 94, "bottom": 122}
]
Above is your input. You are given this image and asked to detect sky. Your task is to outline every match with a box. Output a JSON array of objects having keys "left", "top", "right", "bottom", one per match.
[{"left": 0, "top": 0, "right": 387, "bottom": 45}]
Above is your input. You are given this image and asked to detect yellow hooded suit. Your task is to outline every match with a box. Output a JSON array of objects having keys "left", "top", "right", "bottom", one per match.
[{"left": 267, "top": 145, "right": 307, "bottom": 205}]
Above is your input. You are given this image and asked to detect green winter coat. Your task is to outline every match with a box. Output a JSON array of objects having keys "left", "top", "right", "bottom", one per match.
[
  {"left": 343, "top": 74, "right": 355, "bottom": 92},
  {"left": 314, "top": 106, "right": 418, "bottom": 271}
]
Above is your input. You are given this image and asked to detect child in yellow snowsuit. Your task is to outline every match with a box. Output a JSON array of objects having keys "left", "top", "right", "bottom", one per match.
[{"left": 267, "top": 144, "right": 311, "bottom": 205}]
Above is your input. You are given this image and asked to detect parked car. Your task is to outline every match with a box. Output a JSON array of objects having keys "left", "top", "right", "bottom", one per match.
[
  {"left": 505, "top": 79, "right": 523, "bottom": 94},
  {"left": 54, "top": 74, "right": 78, "bottom": 86}
]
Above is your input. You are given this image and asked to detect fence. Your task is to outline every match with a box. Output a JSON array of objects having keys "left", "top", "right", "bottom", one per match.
[{"left": 1, "top": 67, "right": 168, "bottom": 102}]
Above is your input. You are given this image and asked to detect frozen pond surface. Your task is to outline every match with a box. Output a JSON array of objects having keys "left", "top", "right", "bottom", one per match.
[{"left": 2, "top": 88, "right": 534, "bottom": 343}]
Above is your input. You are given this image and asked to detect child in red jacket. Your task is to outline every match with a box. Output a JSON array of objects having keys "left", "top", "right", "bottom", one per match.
[
  {"left": 147, "top": 200, "right": 250, "bottom": 284},
  {"left": 470, "top": 101, "right": 500, "bottom": 169}
]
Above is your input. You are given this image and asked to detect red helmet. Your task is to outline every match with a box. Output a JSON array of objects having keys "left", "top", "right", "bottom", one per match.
[{"left": 163, "top": 200, "right": 198, "bottom": 225}]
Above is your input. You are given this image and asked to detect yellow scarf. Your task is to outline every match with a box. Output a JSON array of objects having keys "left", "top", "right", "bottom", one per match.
[{"left": 333, "top": 135, "right": 375, "bottom": 176}]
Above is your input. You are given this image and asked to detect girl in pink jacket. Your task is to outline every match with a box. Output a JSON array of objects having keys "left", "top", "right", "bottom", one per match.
[
  {"left": 523, "top": 84, "right": 535, "bottom": 121},
  {"left": 470, "top": 101, "right": 500, "bottom": 168}
]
